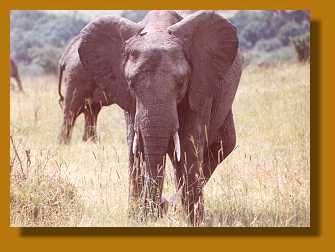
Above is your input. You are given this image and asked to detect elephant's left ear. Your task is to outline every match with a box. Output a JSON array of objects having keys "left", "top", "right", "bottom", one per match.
[
  {"left": 78, "top": 16, "right": 143, "bottom": 111},
  {"left": 168, "top": 11, "right": 238, "bottom": 112}
]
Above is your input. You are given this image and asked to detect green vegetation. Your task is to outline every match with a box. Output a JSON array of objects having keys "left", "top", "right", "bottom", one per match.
[
  {"left": 229, "top": 10, "right": 310, "bottom": 65},
  {"left": 10, "top": 10, "right": 309, "bottom": 76},
  {"left": 10, "top": 11, "right": 87, "bottom": 75},
  {"left": 121, "top": 10, "right": 149, "bottom": 22}
]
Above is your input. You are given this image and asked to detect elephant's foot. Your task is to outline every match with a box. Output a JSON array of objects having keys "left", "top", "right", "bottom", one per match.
[
  {"left": 128, "top": 196, "right": 171, "bottom": 222},
  {"left": 82, "top": 126, "right": 98, "bottom": 143},
  {"left": 193, "top": 199, "right": 205, "bottom": 226},
  {"left": 181, "top": 188, "right": 205, "bottom": 226},
  {"left": 82, "top": 134, "right": 98, "bottom": 143},
  {"left": 128, "top": 197, "right": 141, "bottom": 220},
  {"left": 58, "top": 133, "right": 71, "bottom": 145},
  {"left": 160, "top": 196, "right": 169, "bottom": 216},
  {"left": 160, "top": 188, "right": 183, "bottom": 216}
]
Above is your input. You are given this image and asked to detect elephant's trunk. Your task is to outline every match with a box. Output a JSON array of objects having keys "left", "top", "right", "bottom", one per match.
[
  {"left": 134, "top": 101, "right": 179, "bottom": 217},
  {"left": 143, "top": 135, "right": 169, "bottom": 212},
  {"left": 133, "top": 131, "right": 180, "bottom": 162}
]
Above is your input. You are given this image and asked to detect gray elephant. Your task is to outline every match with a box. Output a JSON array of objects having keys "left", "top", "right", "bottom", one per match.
[
  {"left": 78, "top": 10, "right": 242, "bottom": 225},
  {"left": 10, "top": 58, "right": 23, "bottom": 92},
  {"left": 58, "top": 36, "right": 115, "bottom": 144}
]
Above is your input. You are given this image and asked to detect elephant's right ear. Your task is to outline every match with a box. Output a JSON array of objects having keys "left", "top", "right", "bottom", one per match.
[
  {"left": 168, "top": 11, "right": 238, "bottom": 113},
  {"left": 78, "top": 16, "right": 143, "bottom": 111}
]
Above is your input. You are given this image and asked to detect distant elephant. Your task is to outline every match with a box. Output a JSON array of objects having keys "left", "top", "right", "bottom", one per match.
[
  {"left": 58, "top": 36, "right": 114, "bottom": 144},
  {"left": 78, "top": 10, "right": 242, "bottom": 225},
  {"left": 10, "top": 58, "right": 23, "bottom": 92}
]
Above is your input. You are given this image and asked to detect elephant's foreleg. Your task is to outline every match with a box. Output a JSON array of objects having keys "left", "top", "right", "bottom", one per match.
[
  {"left": 15, "top": 74, "right": 23, "bottom": 92},
  {"left": 171, "top": 115, "right": 206, "bottom": 225},
  {"left": 59, "top": 89, "right": 84, "bottom": 144},
  {"left": 172, "top": 139, "right": 205, "bottom": 226},
  {"left": 124, "top": 112, "right": 144, "bottom": 217},
  {"left": 83, "top": 102, "right": 101, "bottom": 142},
  {"left": 59, "top": 111, "right": 81, "bottom": 144},
  {"left": 10, "top": 79, "right": 15, "bottom": 91},
  {"left": 202, "top": 110, "right": 236, "bottom": 184}
]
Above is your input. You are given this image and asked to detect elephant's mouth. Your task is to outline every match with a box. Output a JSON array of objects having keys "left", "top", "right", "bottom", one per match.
[{"left": 132, "top": 130, "right": 181, "bottom": 162}]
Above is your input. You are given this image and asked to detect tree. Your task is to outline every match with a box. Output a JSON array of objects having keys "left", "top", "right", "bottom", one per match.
[
  {"left": 121, "top": 10, "right": 148, "bottom": 22},
  {"left": 10, "top": 11, "right": 87, "bottom": 75}
]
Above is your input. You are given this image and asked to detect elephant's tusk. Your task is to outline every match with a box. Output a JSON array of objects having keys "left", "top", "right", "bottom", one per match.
[
  {"left": 173, "top": 132, "right": 181, "bottom": 162},
  {"left": 132, "top": 133, "right": 138, "bottom": 155}
]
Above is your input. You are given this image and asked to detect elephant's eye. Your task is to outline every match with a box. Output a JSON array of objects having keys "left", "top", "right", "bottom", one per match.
[
  {"left": 128, "top": 79, "right": 136, "bottom": 90},
  {"left": 134, "top": 72, "right": 147, "bottom": 83},
  {"left": 175, "top": 81, "right": 182, "bottom": 89},
  {"left": 175, "top": 75, "right": 187, "bottom": 89},
  {"left": 130, "top": 49, "right": 140, "bottom": 61},
  {"left": 128, "top": 72, "right": 147, "bottom": 91}
]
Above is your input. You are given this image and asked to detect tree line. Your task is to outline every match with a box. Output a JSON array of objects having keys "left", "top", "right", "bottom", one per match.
[{"left": 10, "top": 10, "right": 309, "bottom": 75}]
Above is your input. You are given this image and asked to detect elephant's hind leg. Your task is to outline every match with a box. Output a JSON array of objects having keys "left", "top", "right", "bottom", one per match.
[
  {"left": 15, "top": 74, "right": 23, "bottom": 92},
  {"left": 83, "top": 101, "right": 101, "bottom": 142},
  {"left": 59, "top": 89, "right": 84, "bottom": 144},
  {"left": 59, "top": 110, "right": 82, "bottom": 144},
  {"left": 202, "top": 109, "right": 236, "bottom": 184},
  {"left": 59, "top": 111, "right": 81, "bottom": 144}
]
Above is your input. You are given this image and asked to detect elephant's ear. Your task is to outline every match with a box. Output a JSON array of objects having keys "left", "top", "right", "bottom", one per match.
[
  {"left": 168, "top": 11, "right": 238, "bottom": 112},
  {"left": 78, "top": 16, "right": 143, "bottom": 111}
]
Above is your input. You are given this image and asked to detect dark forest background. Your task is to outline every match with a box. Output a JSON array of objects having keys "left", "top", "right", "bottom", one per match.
[{"left": 10, "top": 10, "right": 310, "bottom": 76}]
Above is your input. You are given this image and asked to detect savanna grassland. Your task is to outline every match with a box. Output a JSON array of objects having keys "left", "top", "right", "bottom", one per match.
[{"left": 10, "top": 63, "right": 310, "bottom": 227}]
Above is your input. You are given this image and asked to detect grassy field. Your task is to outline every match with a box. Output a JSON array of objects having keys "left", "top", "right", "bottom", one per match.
[{"left": 10, "top": 63, "right": 310, "bottom": 227}]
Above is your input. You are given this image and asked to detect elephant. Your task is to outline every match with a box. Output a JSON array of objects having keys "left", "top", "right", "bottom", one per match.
[
  {"left": 77, "top": 10, "right": 242, "bottom": 225},
  {"left": 10, "top": 58, "right": 23, "bottom": 92},
  {"left": 58, "top": 35, "right": 114, "bottom": 144}
]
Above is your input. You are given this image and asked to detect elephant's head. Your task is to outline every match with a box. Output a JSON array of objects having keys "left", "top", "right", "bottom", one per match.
[{"left": 78, "top": 10, "right": 238, "bottom": 216}]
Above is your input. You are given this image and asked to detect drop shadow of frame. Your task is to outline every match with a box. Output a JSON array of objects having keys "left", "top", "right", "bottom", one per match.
[{"left": 19, "top": 20, "right": 320, "bottom": 237}]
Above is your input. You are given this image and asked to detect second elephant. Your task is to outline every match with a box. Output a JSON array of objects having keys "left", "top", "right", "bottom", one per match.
[{"left": 58, "top": 36, "right": 118, "bottom": 144}]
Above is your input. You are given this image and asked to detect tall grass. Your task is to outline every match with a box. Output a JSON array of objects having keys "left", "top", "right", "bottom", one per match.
[{"left": 10, "top": 63, "right": 310, "bottom": 227}]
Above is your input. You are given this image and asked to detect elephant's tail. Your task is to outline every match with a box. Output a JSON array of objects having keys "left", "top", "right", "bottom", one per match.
[{"left": 58, "top": 63, "right": 65, "bottom": 109}]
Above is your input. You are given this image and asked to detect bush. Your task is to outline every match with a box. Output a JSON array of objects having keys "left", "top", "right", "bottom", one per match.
[
  {"left": 10, "top": 174, "right": 83, "bottom": 227},
  {"left": 10, "top": 10, "right": 311, "bottom": 75},
  {"left": 229, "top": 10, "right": 310, "bottom": 64},
  {"left": 292, "top": 35, "right": 310, "bottom": 62},
  {"left": 29, "top": 46, "right": 63, "bottom": 74},
  {"left": 10, "top": 11, "right": 87, "bottom": 75},
  {"left": 254, "top": 38, "right": 282, "bottom": 52},
  {"left": 242, "top": 46, "right": 296, "bottom": 66},
  {"left": 121, "top": 10, "right": 148, "bottom": 22}
]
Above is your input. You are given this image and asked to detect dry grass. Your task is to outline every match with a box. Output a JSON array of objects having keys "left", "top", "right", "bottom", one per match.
[{"left": 10, "top": 62, "right": 310, "bottom": 227}]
